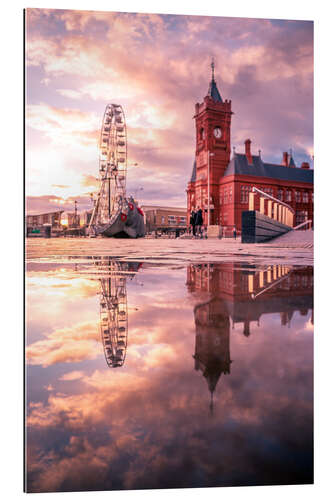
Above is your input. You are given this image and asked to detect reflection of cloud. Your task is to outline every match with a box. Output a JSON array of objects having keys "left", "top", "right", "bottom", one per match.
[
  {"left": 59, "top": 371, "right": 84, "bottom": 381},
  {"left": 26, "top": 321, "right": 99, "bottom": 367},
  {"left": 26, "top": 263, "right": 313, "bottom": 492}
]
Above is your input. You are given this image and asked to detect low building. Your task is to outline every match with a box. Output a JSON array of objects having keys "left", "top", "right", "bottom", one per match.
[
  {"left": 26, "top": 210, "right": 64, "bottom": 236},
  {"left": 141, "top": 205, "right": 187, "bottom": 234}
]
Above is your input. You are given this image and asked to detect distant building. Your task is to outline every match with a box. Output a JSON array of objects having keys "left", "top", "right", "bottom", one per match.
[
  {"left": 141, "top": 205, "right": 187, "bottom": 233},
  {"left": 67, "top": 212, "right": 81, "bottom": 228},
  {"left": 82, "top": 210, "right": 93, "bottom": 226},
  {"left": 26, "top": 210, "right": 64, "bottom": 236}
]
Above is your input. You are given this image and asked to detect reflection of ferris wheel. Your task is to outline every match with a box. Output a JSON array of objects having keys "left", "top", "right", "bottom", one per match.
[
  {"left": 89, "top": 104, "right": 127, "bottom": 232},
  {"left": 99, "top": 260, "right": 128, "bottom": 368}
]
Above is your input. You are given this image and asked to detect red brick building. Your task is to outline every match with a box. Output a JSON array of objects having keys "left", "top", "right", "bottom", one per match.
[{"left": 187, "top": 65, "right": 313, "bottom": 232}]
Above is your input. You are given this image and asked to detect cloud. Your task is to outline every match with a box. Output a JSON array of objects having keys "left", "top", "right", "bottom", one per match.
[{"left": 25, "top": 9, "right": 313, "bottom": 212}]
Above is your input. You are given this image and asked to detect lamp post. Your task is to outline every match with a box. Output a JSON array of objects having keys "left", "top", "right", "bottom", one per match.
[{"left": 207, "top": 151, "right": 215, "bottom": 226}]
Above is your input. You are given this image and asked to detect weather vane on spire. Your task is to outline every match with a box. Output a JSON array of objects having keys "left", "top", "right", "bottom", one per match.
[{"left": 211, "top": 56, "right": 215, "bottom": 81}]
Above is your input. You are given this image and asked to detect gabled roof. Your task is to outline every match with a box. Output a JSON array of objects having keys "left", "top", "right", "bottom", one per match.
[
  {"left": 190, "top": 159, "right": 197, "bottom": 182},
  {"left": 207, "top": 79, "right": 223, "bottom": 103},
  {"left": 224, "top": 153, "right": 313, "bottom": 184}
]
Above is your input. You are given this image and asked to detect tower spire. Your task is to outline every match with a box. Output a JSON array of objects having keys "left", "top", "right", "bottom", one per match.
[
  {"left": 211, "top": 56, "right": 215, "bottom": 82},
  {"left": 206, "top": 57, "right": 223, "bottom": 103}
]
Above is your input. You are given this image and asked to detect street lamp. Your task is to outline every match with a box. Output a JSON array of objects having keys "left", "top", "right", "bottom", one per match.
[{"left": 207, "top": 151, "right": 215, "bottom": 226}]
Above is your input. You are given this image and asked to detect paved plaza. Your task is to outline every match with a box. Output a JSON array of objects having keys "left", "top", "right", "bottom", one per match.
[{"left": 26, "top": 230, "right": 313, "bottom": 266}]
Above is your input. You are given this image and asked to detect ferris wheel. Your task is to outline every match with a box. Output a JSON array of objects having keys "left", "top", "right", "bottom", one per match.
[
  {"left": 99, "top": 259, "right": 128, "bottom": 368},
  {"left": 89, "top": 104, "right": 128, "bottom": 233}
]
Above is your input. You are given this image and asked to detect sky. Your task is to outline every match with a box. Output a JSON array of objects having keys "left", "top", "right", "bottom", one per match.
[{"left": 25, "top": 8, "right": 313, "bottom": 215}]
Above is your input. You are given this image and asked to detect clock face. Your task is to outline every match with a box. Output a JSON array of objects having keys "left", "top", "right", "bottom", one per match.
[{"left": 214, "top": 127, "right": 222, "bottom": 139}]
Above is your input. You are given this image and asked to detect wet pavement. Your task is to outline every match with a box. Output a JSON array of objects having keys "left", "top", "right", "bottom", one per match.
[
  {"left": 26, "top": 233, "right": 314, "bottom": 266},
  {"left": 25, "top": 240, "right": 314, "bottom": 492}
]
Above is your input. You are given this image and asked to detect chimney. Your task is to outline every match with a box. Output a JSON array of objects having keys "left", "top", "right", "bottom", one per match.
[
  {"left": 301, "top": 162, "right": 310, "bottom": 169},
  {"left": 282, "top": 152, "right": 289, "bottom": 166},
  {"left": 245, "top": 139, "right": 252, "bottom": 164}
]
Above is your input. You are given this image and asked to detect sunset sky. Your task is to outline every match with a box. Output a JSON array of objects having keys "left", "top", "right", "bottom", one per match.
[{"left": 25, "top": 8, "right": 313, "bottom": 215}]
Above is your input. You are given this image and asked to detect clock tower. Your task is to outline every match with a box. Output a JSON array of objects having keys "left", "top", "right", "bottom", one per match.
[{"left": 187, "top": 60, "right": 233, "bottom": 226}]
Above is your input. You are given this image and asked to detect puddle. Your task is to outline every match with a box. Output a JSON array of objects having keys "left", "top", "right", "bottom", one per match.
[{"left": 25, "top": 257, "right": 313, "bottom": 492}]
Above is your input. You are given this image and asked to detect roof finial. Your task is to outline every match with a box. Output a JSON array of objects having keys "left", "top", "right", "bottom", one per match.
[
  {"left": 258, "top": 149, "right": 261, "bottom": 158},
  {"left": 211, "top": 56, "right": 215, "bottom": 82},
  {"left": 289, "top": 147, "right": 293, "bottom": 157}
]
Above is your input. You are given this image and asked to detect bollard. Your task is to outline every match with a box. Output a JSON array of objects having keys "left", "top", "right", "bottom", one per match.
[
  {"left": 282, "top": 206, "right": 286, "bottom": 225},
  {"left": 267, "top": 200, "right": 272, "bottom": 219},
  {"left": 248, "top": 275, "right": 254, "bottom": 293},
  {"left": 273, "top": 203, "right": 278, "bottom": 220},
  {"left": 259, "top": 197, "right": 265, "bottom": 214},
  {"left": 273, "top": 266, "right": 277, "bottom": 280},
  {"left": 259, "top": 271, "right": 264, "bottom": 288},
  {"left": 249, "top": 192, "right": 255, "bottom": 211},
  {"left": 267, "top": 267, "right": 272, "bottom": 283}
]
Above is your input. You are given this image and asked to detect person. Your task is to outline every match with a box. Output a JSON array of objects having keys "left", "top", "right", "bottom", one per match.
[
  {"left": 233, "top": 226, "right": 237, "bottom": 239},
  {"left": 195, "top": 207, "right": 203, "bottom": 238},
  {"left": 190, "top": 210, "right": 196, "bottom": 237}
]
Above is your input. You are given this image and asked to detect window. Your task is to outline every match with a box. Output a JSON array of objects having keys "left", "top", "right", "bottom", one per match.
[
  {"left": 296, "top": 210, "right": 308, "bottom": 226},
  {"left": 303, "top": 192, "right": 309, "bottom": 203},
  {"left": 161, "top": 216, "right": 165, "bottom": 224},
  {"left": 229, "top": 187, "right": 233, "bottom": 203},
  {"left": 285, "top": 190, "right": 292, "bottom": 202},
  {"left": 277, "top": 189, "right": 283, "bottom": 201},
  {"left": 295, "top": 191, "right": 301, "bottom": 203},
  {"left": 241, "top": 185, "right": 251, "bottom": 203}
]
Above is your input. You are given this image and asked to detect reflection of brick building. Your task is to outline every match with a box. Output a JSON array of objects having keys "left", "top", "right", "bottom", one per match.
[
  {"left": 187, "top": 64, "right": 313, "bottom": 232},
  {"left": 187, "top": 263, "right": 313, "bottom": 337},
  {"left": 189, "top": 262, "right": 313, "bottom": 410}
]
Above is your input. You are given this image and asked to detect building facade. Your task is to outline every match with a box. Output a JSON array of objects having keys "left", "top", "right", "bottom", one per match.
[
  {"left": 141, "top": 205, "right": 187, "bottom": 234},
  {"left": 187, "top": 65, "right": 313, "bottom": 232},
  {"left": 26, "top": 210, "right": 64, "bottom": 236}
]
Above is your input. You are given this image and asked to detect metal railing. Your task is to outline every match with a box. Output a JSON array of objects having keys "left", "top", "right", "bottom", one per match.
[
  {"left": 293, "top": 220, "right": 312, "bottom": 230},
  {"left": 249, "top": 187, "right": 294, "bottom": 228}
]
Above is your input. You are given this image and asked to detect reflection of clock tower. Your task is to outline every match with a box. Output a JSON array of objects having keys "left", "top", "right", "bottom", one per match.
[
  {"left": 193, "top": 297, "right": 232, "bottom": 413},
  {"left": 187, "top": 60, "right": 233, "bottom": 226}
]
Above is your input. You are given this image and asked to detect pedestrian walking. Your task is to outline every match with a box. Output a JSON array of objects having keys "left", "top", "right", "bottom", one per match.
[
  {"left": 190, "top": 210, "right": 196, "bottom": 237},
  {"left": 233, "top": 226, "right": 237, "bottom": 239},
  {"left": 195, "top": 207, "right": 203, "bottom": 238}
]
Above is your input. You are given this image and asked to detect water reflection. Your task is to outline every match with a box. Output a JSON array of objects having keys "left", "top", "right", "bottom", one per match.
[
  {"left": 188, "top": 263, "right": 313, "bottom": 412},
  {"left": 26, "top": 259, "right": 313, "bottom": 492},
  {"left": 94, "top": 259, "right": 142, "bottom": 368}
]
